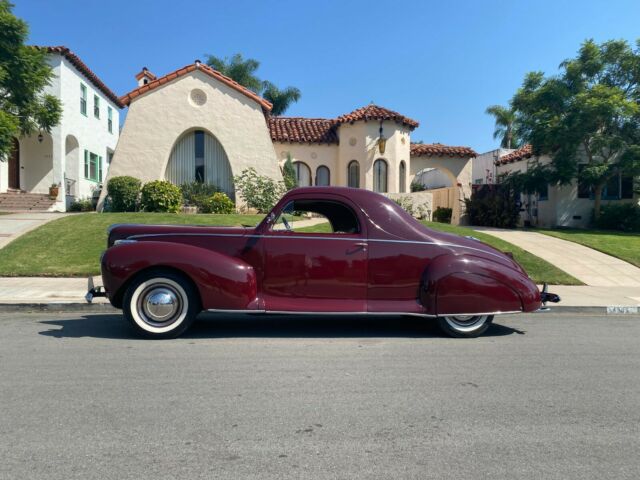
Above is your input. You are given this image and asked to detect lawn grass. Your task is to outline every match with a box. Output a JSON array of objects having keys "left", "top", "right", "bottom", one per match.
[
  {"left": 537, "top": 228, "right": 640, "bottom": 268},
  {"left": 0, "top": 212, "right": 264, "bottom": 277},
  {"left": 299, "top": 220, "right": 582, "bottom": 285}
]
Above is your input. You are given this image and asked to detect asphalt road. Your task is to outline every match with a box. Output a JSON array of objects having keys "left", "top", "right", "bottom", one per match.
[{"left": 1, "top": 311, "right": 639, "bottom": 480}]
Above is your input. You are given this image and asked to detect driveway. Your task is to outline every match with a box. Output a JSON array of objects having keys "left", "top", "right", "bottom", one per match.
[
  {"left": 1, "top": 311, "right": 639, "bottom": 479},
  {"left": 474, "top": 228, "right": 640, "bottom": 287},
  {"left": 0, "top": 212, "right": 69, "bottom": 249}
]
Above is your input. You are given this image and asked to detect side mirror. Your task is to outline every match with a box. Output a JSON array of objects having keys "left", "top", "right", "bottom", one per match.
[{"left": 266, "top": 212, "right": 276, "bottom": 224}]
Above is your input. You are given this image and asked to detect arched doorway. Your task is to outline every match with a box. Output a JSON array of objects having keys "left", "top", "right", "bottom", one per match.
[
  {"left": 8, "top": 138, "right": 19, "bottom": 190},
  {"left": 165, "top": 129, "right": 234, "bottom": 199}
]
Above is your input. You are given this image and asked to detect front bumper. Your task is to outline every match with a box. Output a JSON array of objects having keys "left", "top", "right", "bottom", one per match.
[
  {"left": 85, "top": 276, "right": 107, "bottom": 303},
  {"left": 536, "top": 283, "right": 560, "bottom": 311}
]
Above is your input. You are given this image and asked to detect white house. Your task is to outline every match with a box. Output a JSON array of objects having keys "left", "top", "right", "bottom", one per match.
[
  {"left": 495, "top": 144, "right": 639, "bottom": 228},
  {"left": 105, "top": 61, "right": 477, "bottom": 222},
  {"left": 0, "top": 46, "right": 122, "bottom": 211}
]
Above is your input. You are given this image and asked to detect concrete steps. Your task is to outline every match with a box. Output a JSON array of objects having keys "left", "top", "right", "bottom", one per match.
[{"left": 0, "top": 192, "right": 56, "bottom": 212}]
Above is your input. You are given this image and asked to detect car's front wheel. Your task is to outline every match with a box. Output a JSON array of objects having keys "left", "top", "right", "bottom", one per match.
[
  {"left": 123, "top": 270, "right": 199, "bottom": 339},
  {"left": 437, "top": 315, "right": 493, "bottom": 338}
]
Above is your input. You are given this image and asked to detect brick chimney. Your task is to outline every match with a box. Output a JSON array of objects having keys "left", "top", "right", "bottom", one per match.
[{"left": 134, "top": 67, "right": 156, "bottom": 87}]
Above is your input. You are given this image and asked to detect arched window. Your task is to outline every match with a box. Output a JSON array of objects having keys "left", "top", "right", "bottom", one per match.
[
  {"left": 373, "top": 159, "right": 388, "bottom": 193},
  {"left": 315, "top": 165, "right": 330, "bottom": 186},
  {"left": 347, "top": 160, "right": 360, "bottom": 188},
  {"left": 293, "top": 161, "right": 312, "bottom": 186},
  {"left": 399, "top": 161, "right": 406, "bottom": 193},
  {"left": 166, "top": 129, "right": 234, "bottom": 199}
]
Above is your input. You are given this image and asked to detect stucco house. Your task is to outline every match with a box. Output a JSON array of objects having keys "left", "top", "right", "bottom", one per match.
[
  {"left": 494, "top": 144, "right": 639, "bottom": 228},
  {"left": 105, "top": 61, "right": 476, "bottom": 223},
  {"left": 0, "top": 46, "right": 122, "bottom": 212}
]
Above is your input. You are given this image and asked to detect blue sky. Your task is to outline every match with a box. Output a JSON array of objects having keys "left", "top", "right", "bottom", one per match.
[{"left": 16, "top": 0, "right": 640, "bottom": 152}]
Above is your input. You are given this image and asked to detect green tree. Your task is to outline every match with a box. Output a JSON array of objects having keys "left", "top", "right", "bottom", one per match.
[
  {"left": 282, "top": 153, "right": 297, "bottom": 190},
  {"left": 205, "top": 53, "right": 301, "bottom": 115},
  {"left": 0, "top": 1, "right": 61, "bottom": 159},
  {"left": 485, "top": 104, "right": 521, "bottom": 149},
  {"left": 262, "top": 81, "right": 301, "bottom": 116},
  {"left": 512, "top": 39, "right": 640, "bottom": 219}
]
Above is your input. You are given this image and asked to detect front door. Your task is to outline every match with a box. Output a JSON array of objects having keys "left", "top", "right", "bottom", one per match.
[
  {"left": 8, "top": 138, "right": 19, "bottom": 189},
  {"left": 260, "top": 197, "right": 368, "bottom": 312}
]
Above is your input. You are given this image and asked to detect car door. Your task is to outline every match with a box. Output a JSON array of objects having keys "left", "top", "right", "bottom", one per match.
[{"left": 260, "top": 195, "right": 368, "bottom": 312}]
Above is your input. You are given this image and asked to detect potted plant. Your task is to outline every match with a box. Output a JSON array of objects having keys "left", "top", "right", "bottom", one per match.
[{"left": 49, "top": 183, "right": 59, "bottom": 199}]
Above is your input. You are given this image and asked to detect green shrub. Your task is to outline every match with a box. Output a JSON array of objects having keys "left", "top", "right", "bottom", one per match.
[
  {"left": 433, "top": 206, "right": 453, "bottom": 223},
  {"left": 107, "top": 176, "right": 141, "bottom": 212},
  {"left": 68, "top": 199, "right": 94, "bottom": 212},
  {"left": 464, "top": 185, "right": 520, "bottom": 228},
  {"left": 140, "top": 180, "right": 182, "bottom": 213},
  {"left": 595, "top": 203, "right": 640, "bottom": 232},
  {"left": 234, "top": 167, "right": 286, "bottom": 213},
  {"left": 180, "top": 181, "right": 220, "bottom": 204},
  {"left": 410, "top": 182, "right": 427, "bottom": 192},
  {"left": 198, "top": 192, "right": 235, "bottom": 214}
]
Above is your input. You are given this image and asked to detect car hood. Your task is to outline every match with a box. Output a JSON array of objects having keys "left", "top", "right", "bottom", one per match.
[{"left": 107, "top": 223, "right": 252, "bottom": 247}]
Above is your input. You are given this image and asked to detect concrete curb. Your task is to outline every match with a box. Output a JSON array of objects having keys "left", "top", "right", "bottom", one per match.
[{"left": 0, "top": 303, "right": 637, "bottom": 315}]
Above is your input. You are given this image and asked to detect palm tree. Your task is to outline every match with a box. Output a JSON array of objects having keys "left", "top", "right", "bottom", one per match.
[
  {"left": 262, "top": 81, "right": 301, "bottom": 116},
  {"left": 205, "top": 53, "right": 262, "bottom": 93},
  {"left": 485, "top": 105, "right": 520, "bottom": 149},
  {"left": 205, "top": 53, "right": 302, "bottom": 115}
]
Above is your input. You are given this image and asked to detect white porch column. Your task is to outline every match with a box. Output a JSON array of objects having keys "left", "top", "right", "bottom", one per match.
[{"left": 51, "top": 127, "right": 66, "bottom": 211}]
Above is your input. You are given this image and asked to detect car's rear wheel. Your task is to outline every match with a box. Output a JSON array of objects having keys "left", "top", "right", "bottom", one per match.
[
  {"left": 437, "top": 315, "right": 493, "bottom": 338},
  {"left": 123, "top": 270, "right": 199, "bottom": 339}
]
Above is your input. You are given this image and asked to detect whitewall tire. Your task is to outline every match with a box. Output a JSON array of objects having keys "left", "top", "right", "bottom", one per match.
[
  {"left": 437, "top": 315, "right": 493, "bottom": 338},
  {"left": 123, "top": 271, "right": 199, "bottom": 339}
]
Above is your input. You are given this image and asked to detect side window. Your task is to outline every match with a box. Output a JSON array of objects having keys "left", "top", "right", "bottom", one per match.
[{"left": 271, "top": 200, "right": 360, "bottom": 234}]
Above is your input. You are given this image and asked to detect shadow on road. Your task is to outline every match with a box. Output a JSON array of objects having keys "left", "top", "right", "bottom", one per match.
[{"left": 38, "top": 312, "right": 525, "bottom": 340}]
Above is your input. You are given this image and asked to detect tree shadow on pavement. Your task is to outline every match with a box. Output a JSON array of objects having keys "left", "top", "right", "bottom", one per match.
[{"left": 38, "top": 312, "right": 525, "bottom": 340}]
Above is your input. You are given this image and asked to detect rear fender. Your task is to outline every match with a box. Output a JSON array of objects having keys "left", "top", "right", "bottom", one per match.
[
  {"left": 102, "top": 241, "right": 258, "bottom": 310},
  {"left": 421, "top": 254, "right": 540, "bottom": 315}
]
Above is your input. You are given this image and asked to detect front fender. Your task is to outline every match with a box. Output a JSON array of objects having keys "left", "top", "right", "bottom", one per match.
[
  {"left": 421, "top": 254, "right": 541, "bottom": 315},
  {"left": 101, "top": 241, "right": 258, "bottom": 310}
]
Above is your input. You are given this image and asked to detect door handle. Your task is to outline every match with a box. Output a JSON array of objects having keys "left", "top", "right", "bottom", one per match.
[{"left": 347, "top": 242, "right": 367, "bottom": 254}]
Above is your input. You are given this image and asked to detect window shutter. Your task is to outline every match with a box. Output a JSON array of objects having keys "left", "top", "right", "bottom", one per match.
[
  {"left": 99, "top": 156, "right": 103, "bottom": 182},
  {"left": 84, "top": 150, "right": 89, "bottom": 178}
]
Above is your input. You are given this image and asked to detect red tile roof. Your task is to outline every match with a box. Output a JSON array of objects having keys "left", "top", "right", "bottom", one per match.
[
  {"left": 119, "top": 62, "right": 273, "bottom": 112},
  {"left": 40, "top": 46, "right": 124, "bottom": 108},
  {"left": 336, "top": 104, "right": 419, "bottom": 129},
  {"left": 135, "top": 67, "right": 157, "bottom": 81},
  {"left": 495, "top": 144, "right": 533, "bottom": 165},
  {"left": 269, "top": 117, "right": 338, "bottom": 144},
  {"left": 410, "top": 143, "right": 477, "bottom": 158}
]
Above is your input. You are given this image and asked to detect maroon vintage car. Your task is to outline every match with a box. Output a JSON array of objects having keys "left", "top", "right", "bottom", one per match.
[{"left": 87, "top": 187, "right": 559, "bottom": 338}]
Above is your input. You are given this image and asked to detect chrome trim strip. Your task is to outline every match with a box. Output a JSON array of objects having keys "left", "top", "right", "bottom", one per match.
[
  {"left": 125, "top": 232, "right": 506, "bottom": 260},
  {"left": 204, "top": 309, "right": 521, "bottom": 317}
]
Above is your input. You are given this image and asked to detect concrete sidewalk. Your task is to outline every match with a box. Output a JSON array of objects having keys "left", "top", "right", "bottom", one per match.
[
  {"left": 0, "top": 277, "right": 637, "bottom": 313},
  {"left": 474, "top": 227, "right": 640, "bottom": 287},
  {"left": 0, "top": 213, "right": 70, "bottom": 249}
]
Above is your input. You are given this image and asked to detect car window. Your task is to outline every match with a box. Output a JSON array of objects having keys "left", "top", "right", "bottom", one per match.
[{"left": 271, "top": 200, "right": 360, "bottom": 234}]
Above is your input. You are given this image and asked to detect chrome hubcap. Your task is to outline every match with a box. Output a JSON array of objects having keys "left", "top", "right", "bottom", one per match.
[
  {"left": 138, "top": 285, "right": 182, "bottom": 327},
  {"left": 444, "top": 315, "right": 488, "bottom": 332}
]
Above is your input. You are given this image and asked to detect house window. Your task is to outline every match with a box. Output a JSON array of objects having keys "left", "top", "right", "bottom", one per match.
[
  {"left": 194, "top": 130, "right": 205, "bottom": 182},
  {"left": 577, "top": 164, "right": 591, "bottom": 199},
  {"left": 84, "top": 150, "right": 102, "bottom": 182},
  {"left": 293, "top": 161, "right": 311, "bottom": 187},
  {"left": 621, "top": 175, "right": 634, "bottom": 199},
  {"left": 107, "top": 107, "right": 113, "bottom": 133},
  {"left": 399, "top": 161, "right": 406, "bottom": 193},
  {"left": 80, "top": 83, "right": 87, "bottom": 116},
  {"left": 373, "top": 159, "right": 388, "bottom": 193},
  {"left": 348, "top": 160, "right": 359, "bottom": 188},
  {"left": 578, "top": 164, "right": 634, "bottom": 200},
  {"left": 93, "top": 95, "right": 100, "bottom": 119},
  {"left": 537, "top": 184, "right": 549, "bottom": 201},
  {"left": 315, "top": 165, "right": 330, "bottom": 186}
]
